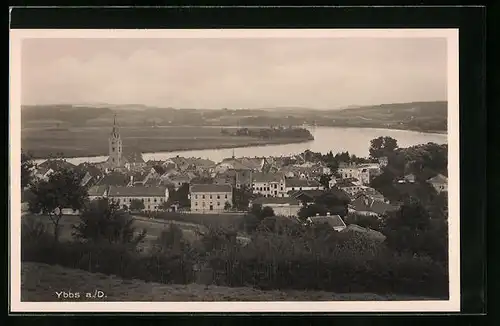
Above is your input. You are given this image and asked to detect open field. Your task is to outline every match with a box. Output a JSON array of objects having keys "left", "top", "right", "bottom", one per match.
[
  {"left": 24, "top": 213, "right": 246, "bottom": 249},
  {"left": 21, "top": 262, "right": 434, "bottom": 301},
  {"left": 21, "top": 125, "right": 312, "bottom": 159}
]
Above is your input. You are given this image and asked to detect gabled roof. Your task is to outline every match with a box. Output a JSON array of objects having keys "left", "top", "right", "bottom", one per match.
[
  {"left": 350, "top": 196, "right": 399, "bottom": 215},
  {"left": 253, "top": 172, "right": 284, "bottom": 183},
  {"left": 288, "top": 189, "right": 325, "bottom": 200},
  {"left": 252, "top": 197, "right": 301, "bottom": 206},
  {"left": 123, "top": 151, "right": 145, "bottom": 164},
  {"left": 88, "top": 185, "right": 109, "bottom": 197},
  {"left": 97, "top": 173, "right": 129, "bottom": 186},
  {"left": 342, "top": 224, "right": 386, "bottom": 241},
  {"left": 108, "top": 185, "right": 167, "bottom": 197},
  {"left": 427, "top": 174, "right": 448, "bottom": 184},
  {"left": 38, "top": 159, "right": 76, "bottom": 172},
  {"left": 190, "top": 184, "right": 232, "bottom": 193},
  {"left": 285, "top": 178, "right": 321, "bottom": 188},
  {"left": 307, "top": 214, "right": 346, "bottom": 229}
]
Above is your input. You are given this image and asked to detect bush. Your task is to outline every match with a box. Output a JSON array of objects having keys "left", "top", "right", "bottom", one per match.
[
  {"left": 21, "top": 236, "right": 196, "bottom": 285},
  {"left": 202, "top": 227, "right": 448, "bottom": 298}
]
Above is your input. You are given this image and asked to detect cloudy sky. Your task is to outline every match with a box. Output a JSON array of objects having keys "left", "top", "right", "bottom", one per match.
[{"left": 21, "top": 37, "right": 447, "bottom": 109}]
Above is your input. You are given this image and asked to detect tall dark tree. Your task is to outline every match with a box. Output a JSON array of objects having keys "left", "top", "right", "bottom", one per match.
[
  {"left": 233, "top": 185, "right": 252, "bottom": 211},
  {"left": 27, "top": 168, "right": 88, "bottom": 242},
  {"left": 369, "top": 136, "right": 399, "bottom": 159},
  {"left": 73, "top": 199, "right": 147, "bottom": 247}
]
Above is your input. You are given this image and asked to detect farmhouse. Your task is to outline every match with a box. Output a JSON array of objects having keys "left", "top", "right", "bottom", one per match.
[{"left": 190, "top": 184, "right": 233, "bottom": 213}]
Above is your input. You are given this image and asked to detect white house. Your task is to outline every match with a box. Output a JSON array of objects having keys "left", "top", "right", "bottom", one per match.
[
  {"left": 108, "top": 186, "right": 169, "bottom": 211},
  {"left": 284, "top": 178, "right": 323, "bottom": 194},
  {"left": 251, "top": 197, "right": 303, "bottom": 217},
  {"left": 252, "top": 172, "right": 286, "bottom": 197},
  {"left": 190, "top": 184, "right": 233, "bottom": 213}
]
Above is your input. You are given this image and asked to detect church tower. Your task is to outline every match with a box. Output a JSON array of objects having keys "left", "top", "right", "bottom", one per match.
[{"left": 108, "top": 114, "right": 123, "bottom": 168}]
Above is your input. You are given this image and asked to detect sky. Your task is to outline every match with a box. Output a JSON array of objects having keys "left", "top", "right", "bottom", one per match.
[{"left": 21, "top": 37, "right": 448, "bottom": 109}]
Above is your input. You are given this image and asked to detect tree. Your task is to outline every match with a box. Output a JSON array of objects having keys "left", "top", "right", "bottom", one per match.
[
  {"left": 369, "top": 136, "right": 399, "bottom": 159},
  {"left": 261, "top": 206, "right": 275, "bottom": 219},
  {"left": 73, "top": 199, "right": 147, "bottom": 247},
  {"left": 233, "top": 186, "right": 252, "bottom": 211},
  {"left": 224, "top": 201, "right": 232, "bottom": 211},
  {"left": 318, "top": 174, "right": 332, "bottom": 189},
  {"left": 21, "top": 150, "right": 36, "bottom": 189},
  {"left": 130, "top": 199, "right": 145, "bottom": 212},
  {"left": 27, "top": 168, "right": 88, "bottom": 242},
  {"left": 159, "top": 201, "right": 171, "bottom": 211},
  {"left": 154, "top": 224, "right": 185, "bottom": 253},
  {"left": 298, "top": 203, "right": 327, "bottom": 220},
  {"left": 175, "top": 183, "right": 191, "bottom": 207}
]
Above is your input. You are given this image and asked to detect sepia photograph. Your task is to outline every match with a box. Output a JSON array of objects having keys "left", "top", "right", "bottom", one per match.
[{"left": 10, "top": 28, "right": 459, "bottom": 312}]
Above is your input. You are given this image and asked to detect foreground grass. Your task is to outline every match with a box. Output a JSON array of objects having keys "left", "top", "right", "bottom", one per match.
[{"left": 21, "top": 262, "right": 433, "bottom": 302}]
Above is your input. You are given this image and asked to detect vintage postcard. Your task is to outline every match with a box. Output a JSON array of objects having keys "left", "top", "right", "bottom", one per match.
[{"left": 10, "top": 28, "right": 459, "bottom": 312}]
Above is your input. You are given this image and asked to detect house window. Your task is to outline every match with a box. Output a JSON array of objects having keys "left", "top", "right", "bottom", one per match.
[
  {"left": 154, "top": 198, "right": 157, "bottom": 203},
  {"left": 217, "top": 202, "right": 220, "bottom": 206},
  {"left": 202, "top": 195, "right": 205, "bottom": 199},
  {"left": 195, "top": 195, "right": 198, "bottom": 199},
  {"left": 217, "top": 195, "right": 220, "bottom": 199},
  {"left": 210, "top": 195, "right": 213, "bottom": 199},
  {"left": 292, "top": 187, "right": 295, "bottom": 191},
  {"left": 195, "top": 202, "right": 198, "bottom": 206},
  {"left": 225, "top": 194, "right": 228, "bottom": 199},
  {"left": 280, "top": 187, "right": 283, "bottom": 191}
]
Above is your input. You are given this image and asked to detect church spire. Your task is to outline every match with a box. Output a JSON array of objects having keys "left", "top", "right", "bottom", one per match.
[{"left": 111, "top": 113, "right": 119, "bottom": 138}]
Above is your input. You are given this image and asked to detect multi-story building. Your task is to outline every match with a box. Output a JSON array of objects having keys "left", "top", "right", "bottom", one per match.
[
  {"left": 108, "top": 185, "right": 169, "bottom": 211},
  {"left": 252, "top": 172, "right": 286, "bottom": 197},
  {"left": 190, "top": 184, "right": 233, "bottom": 213},
  {"left": 284, "top": 178, "right": 323, "bottom": 195}
]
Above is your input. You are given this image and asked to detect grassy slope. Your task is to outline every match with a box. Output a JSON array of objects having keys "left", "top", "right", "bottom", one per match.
[{"left": 21, "top": 262, "right": 433, "bottom": 301}]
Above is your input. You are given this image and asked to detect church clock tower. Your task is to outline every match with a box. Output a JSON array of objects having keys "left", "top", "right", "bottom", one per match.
[{"left": 108, "top": 114, "right": 123, "bottom": 168}]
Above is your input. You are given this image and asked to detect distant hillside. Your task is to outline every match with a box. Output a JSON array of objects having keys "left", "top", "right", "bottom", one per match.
[{"left": 21, "top": 101, "right": 447, "bottom": 132}]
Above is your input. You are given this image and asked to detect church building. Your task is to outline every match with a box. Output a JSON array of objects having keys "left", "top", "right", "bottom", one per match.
[{"left": 106, "top": 115, "right": 146, "bottom": 172}]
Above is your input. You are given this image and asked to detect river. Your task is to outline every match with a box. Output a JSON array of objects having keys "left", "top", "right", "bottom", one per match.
[{"left": 34, "top": 127, "right": 448, "bottom": 165}]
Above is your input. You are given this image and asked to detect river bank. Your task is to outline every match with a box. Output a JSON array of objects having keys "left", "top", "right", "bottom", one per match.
[{"left": 22, "top": 125, "right": 314, "bottom": 160}]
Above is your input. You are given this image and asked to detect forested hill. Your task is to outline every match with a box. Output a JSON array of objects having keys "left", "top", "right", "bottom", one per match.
[{"left": 21, "top": 101, "right": 447, "bottom": 133}]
